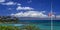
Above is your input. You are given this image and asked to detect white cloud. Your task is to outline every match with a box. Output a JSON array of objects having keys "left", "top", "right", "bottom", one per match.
[
  {"left": 11, "top": 11, "right": 48, "bottom": 18},
  {"left": 0, "top": 0, "right": 5, "bottom": 3},
  {"left": 0, "top": 1, "right": 33, "bottom": 10},
  {"left": 17, "top": 3, "right": 21, "bottom": 6},
  {"left": 16, "top": 6, "right": 34, "bottom": 10},
  {"left": 1, "top": 1, "right": 21, "bottom": 5},
  {"left": 56, "top": 15, "right": 60, "bottom": 18},
  {"left": 1, "top": 1, "right": 17, "bottom": 5},
  {"left": 50, "top": 15, "right": 55, "bottom": 18}
]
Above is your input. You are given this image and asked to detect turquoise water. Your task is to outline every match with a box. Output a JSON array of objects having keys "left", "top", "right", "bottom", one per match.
[
  {"left": 37, "top": 24, "right": 51, "bottom": 30},
  {"left": 53, "top": 21, "right": 60, "bottom": 30},
  {"left": 53, "top": 26, "right": 60, "bottom": 30},
  {"left": 0, "top": 23, "right": 51, "bottom": 30},
  {"left": 0, "top": 24, "right": 60, "bottom": 30},
  {"left": 0, "top": 20, "right": 60, "bottom": 30},
  {"left": 0, "top": 24, "right": 51, "bottom": 30}
]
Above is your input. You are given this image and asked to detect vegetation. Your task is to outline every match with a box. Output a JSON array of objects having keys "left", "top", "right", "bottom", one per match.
[
  {"left": 0, "top": 16, "right": 18, "bottom": 23},
  {"left": 0, "top": 24, "right": 40, "bottom": 30},
  {"left": 0, "top": 26, "right": 20, "bottom": 30},
  {"left": 0, "top": 16, "right": 40, "bottom": 30}
]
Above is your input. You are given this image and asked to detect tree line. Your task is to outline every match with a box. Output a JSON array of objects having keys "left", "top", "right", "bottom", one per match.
[{"left": 0, "top": 16, "right": 18, "bottom": 23}]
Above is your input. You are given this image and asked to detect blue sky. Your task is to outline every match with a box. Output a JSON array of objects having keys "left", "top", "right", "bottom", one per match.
[
  {"left": 53, "top": 0, "right": 60, "bottom": 15},
  {"left": 0, "top": 0, "right": 60, "bottom": 18}
]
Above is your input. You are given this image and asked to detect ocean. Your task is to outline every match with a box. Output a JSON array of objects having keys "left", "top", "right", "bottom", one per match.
[
  {"left": 0, "top": 20, "right": 60, "bottom": 30},
  {"left": 18, "top": 20, "right": 60, "bottom": 30}
]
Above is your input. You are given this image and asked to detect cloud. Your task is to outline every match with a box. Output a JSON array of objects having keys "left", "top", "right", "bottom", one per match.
[
  {"left": 17, "top": 3, "right": 21, "bottom": 6},
  {"left": 0, "top": 0, "right": 5, "bottom": 3},
  {"left": 56, "top": 15, "right": 60, "bottom": 18},
  {"left": 1, "top": 1, "right": 16, "bottom": 5},
  {"left": 16, "top": 6, "right": 34, "bottom": 10},
  {"left": 11, "top": 11, "right": 48, "bottom": 18},
  {"left": 50, "top": 15, "right": 55, "bottom": 18},
  {"left": 0, "top": 1, "right": 33, "bottom": 10},
  {"left": 1, "top": 1, "right": 21, "bottom": 5}
]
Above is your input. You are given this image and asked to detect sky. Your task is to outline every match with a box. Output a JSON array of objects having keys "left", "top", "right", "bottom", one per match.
[{"left": 0, "top": 0, "right": 60, "bottom": 18}]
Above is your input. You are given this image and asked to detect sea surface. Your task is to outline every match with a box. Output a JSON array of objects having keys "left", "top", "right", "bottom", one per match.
[{"left": 0, "top": 20, "right": 60, "bottom": 30}]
